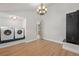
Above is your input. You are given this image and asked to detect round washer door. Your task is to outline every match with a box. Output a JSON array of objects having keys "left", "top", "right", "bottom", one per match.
[
  {"left": 17, "top": 30, "right": 22, "bottom": 34},
  {"left": 4, "top": 30, "right": 12, "bottom": 35}
]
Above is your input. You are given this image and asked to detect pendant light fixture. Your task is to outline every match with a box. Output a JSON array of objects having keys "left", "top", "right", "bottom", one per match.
[{"left": 36, "top": 3, "right": 47, "bottom": 15}]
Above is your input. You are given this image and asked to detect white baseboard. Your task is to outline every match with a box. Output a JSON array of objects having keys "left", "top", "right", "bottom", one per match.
[
  {"left": 63, "top": 42, "right": 79, "bottom": 54},
  {"left": 0, "top": 38, "right": 37, "bottom": 48},
  {"left": 0, "top": 39, "right": 25, "bottom": 48},
  {"left": 25, "top": 38, "right": 37, "bottom": 43},
  {"left": 43, "top": 37, "right": 63, "bottom": 44}
]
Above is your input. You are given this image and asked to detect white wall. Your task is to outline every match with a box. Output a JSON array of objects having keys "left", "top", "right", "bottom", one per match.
[
  {"left": 0, "top": 13, "right": 24, "bottom": 28},
  {"left": 0, "top": 11, "right": 39, "bottom": 41},
  {"left": 43, "top": 3, "right": 79, "bottom": 43}
]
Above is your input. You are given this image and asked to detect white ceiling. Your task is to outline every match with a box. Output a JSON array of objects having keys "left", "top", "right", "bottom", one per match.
[
  {"left": 0, "top": 3, "right": 50, "bottom": 12},
  {"left": 0, "top": 3, "right": 79, "bottom": 12}
]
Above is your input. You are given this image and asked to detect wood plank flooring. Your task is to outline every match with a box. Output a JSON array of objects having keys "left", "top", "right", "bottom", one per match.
[{"left": 0, "top": 39, "right": 79, "bottom": 56}]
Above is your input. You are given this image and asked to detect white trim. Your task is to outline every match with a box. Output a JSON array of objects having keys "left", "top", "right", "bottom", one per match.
[
  {"left": 0, "top": 38, "right": 37, "bottom": 48},
  {"left": 63, "top": 42, "right": 79, "bottom": 54},
  {"left": 25, "top": 38, "right": 37, "bottom": 43},
  {"left": 43, "top": 37, "right": 63, "bottom": 44},
  {"left": 0, "top": 39, "right": 25, "bottom": 48}
]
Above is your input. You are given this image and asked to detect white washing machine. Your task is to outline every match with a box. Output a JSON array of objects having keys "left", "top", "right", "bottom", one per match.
[
  {"left": 0, "top": 27, "right": 14, "bottom": 41},
  {"left": 15, "top": 28, "right": 25, "bottom": 39}
]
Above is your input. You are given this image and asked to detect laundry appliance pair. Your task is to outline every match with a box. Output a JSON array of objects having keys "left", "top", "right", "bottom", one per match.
[{"left": 0, "top": 27, "right": 25, "bottom": 43}]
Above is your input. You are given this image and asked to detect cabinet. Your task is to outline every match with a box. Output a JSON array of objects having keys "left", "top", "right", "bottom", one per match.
[{"left": 66, "top": 10, "right": 79, "bottom": 45}]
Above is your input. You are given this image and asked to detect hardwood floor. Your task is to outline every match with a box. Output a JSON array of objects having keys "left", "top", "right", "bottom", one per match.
[{"left": 0, "top": 39, "right": 79, "bottom": 56}]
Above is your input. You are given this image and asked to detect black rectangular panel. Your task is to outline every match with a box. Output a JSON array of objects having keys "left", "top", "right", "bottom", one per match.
[{"left": 66, "top": 11, "right": 79, "bottom": 45}]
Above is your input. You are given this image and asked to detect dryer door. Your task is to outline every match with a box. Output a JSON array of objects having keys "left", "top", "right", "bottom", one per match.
[
  {"left": 17, "top": 30, "right": 22, "bottom": 35},
  {"left": 4, "top": 30, "right": 12, "bottom": 36}
]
